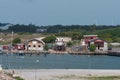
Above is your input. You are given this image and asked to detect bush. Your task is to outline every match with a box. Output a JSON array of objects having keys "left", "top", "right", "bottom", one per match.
[
  {"left": 67, "top": 42, "right": 73, "bottom": 47},
  {"left": 12, "top": 38, "right": 21, "bottom": 45},
  {"left": 89, "top": 44, "right": 96, "bottom": 52},
  {"left": 42, "top": 36, "right": 56, "bottom": 43},
  {"left": 44, "top": 44, "right": 49, "bottom": 51}
]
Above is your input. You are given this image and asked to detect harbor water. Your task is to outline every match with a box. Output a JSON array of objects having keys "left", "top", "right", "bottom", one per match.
[{"left": 0, "top": 53, "right": 120, "bottom": 69}]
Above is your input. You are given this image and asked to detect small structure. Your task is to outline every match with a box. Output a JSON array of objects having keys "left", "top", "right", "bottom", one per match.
[
  {"left": 2, "top": 45, "right": 10, "bottom": 51},
  {"left": 88, "top": 38, "right": 108, "bottom": 51},
  {"left": 27, "top": 38, "right": 45, "bottom": 51},
  {"left": 13, "top": 43, "right": 25, "bottom": 50},
  {"left": 53, "top": 38, "right": 66, "bottom": 51},
  {"left": 56, "top": 37, "right": 72, "bottom": 43}
]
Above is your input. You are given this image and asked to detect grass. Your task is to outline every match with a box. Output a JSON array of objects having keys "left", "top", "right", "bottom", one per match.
[
  {"left": 0, "top": 33, "right": 43, "bottom": 45},
  {"left": 89, "top": 76, "right": 120, "bottom": 80},
  {"left": 56, "top": 75, "right": 120, "bottom": 80},
  {"left": 5, "top": 72, "right": 24, "bottom": 80},
  {"left": 14, "top": 76, "right": 24, "bottom": 80}
]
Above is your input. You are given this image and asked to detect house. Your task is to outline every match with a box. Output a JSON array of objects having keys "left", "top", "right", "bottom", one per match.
[
  {"left": 84, "top": 35, "right": 98, "bottom": 44},
  {"left": 53, "top": 38, "right": 67, "bottom": 51},
  {"left": 88, "top": 38, "right": 108, "bottom": 51},
  {"left": 53, "top": 41, "right": 66, "bottom": 51},
  {"left": 27, "top": 38, "right": 45, "bottom": 51}
]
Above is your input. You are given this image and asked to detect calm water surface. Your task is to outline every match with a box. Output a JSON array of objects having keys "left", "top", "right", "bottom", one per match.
[{"left": 0, "top": 54, "right": 120, "bottom": 69}]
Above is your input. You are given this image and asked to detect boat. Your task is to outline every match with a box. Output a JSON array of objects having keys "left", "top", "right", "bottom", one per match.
[{"left": 0, "top": 65, "right": 2, "bottom": 71}]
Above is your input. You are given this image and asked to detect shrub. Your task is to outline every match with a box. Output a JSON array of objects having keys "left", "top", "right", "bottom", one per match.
[{"left": 89, "top": 44, "right": 96, "bottom": 52}]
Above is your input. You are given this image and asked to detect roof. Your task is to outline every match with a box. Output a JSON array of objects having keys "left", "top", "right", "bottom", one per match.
[
  {"left": 27, "top": 38, "right": 45, "bottom": 45},
  {"left": 89, "top": 38, "right": 106, "bottom": 42},
  {"left": 55, "top": 41, "right": 65, "bottom": 46},
  {"left": 84, "top": 35, "right": 98, "bottom": 37},
  {"left": 56, "top": 37, "right": 72, "bottom": 42}
]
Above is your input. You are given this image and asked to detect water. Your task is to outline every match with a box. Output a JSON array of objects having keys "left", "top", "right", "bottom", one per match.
[{"left": 0, "top": 54, "right": 120, "bottom": 69}]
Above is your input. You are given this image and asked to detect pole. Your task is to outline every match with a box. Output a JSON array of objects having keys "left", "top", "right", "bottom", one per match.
[
  {"left": 11, "top": 31, "right": 14, "bottom": 51},
  {"left": 35, "top": 70, "right": 36, "bottom": 80},
  {"left": 0, "top": 32, "right": 2, "bottom": 66},
  {"left": 88, "top": 53, "right": 91, "bottom": 76}
]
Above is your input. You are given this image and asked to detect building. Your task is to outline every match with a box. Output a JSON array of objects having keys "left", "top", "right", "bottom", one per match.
[
  {"left": 53, "top": 41, "right": 66, "bottom": 51},
  {"left": 56, "top": 37, "right": 72, "bottom": 43},
  {"left": 84, "top": 35, "right": 98, "bottom": 44},
  {"left": 88, "top": 38, "right": 108, "bottom": 51},
  {"left": 53, "top": 38, "right": 67, "bottom": 51},
  {"left": 13, "top": 43, "right": 25, "bottom": 50},
  {"left": 27, "top": 39, "right": 45, "bottom": 51},
  {"left": 2, "top": 45, "right": 10, "bottom": 51}
]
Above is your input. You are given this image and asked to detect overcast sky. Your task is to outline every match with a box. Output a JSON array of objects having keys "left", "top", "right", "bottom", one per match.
[{"left": 0, "top": 0, "right": 120, "bottom": 25}]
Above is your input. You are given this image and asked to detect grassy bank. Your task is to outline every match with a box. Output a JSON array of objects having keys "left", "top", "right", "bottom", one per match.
[
  {"left": 6, "top": 72, "right": 24, "bottom": 80},
  {"left": 56, "top": 75, "right": 120, "bottom": 80}
]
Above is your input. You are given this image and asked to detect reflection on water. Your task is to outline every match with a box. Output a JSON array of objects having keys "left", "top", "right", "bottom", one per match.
[{"left": 0, "top": 53, "right": 120, "bottom": 69}]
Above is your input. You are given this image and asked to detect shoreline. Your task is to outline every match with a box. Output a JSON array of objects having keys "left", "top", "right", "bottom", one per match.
[{"left": 3, "top": 69, "right": 120, "bottom": 80}]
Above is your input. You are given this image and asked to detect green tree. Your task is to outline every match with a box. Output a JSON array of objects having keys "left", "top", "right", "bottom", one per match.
[
  {"left": 42, "top": 36, "right": 56, "bottom": 43},
  {"left": 89, "top": 44, "right": 96, "bottom": 52},
  {"left": 12, "top": 38, "right": 21, "bottom": 45},
  {"left": 105, "top": 38, "right": 113, "bottom": 43},
  {"left": 67, "top": 41, "right": 73, "bottom": 47}
]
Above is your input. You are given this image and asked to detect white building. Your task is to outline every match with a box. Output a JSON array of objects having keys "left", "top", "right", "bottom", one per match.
[
  {"left": 89, "top": 38, "right": 108, "bottom": 51},
  {"left": 27, "top": 39, "right": 45, "bottom": 51}
]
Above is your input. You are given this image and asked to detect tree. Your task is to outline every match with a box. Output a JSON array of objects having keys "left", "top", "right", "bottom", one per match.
[
  {"left": 89, "top": 44, "right": 96, "bottom": 52},
  {"left": 42, "top": 36, "right": 56, "bottom": 43},
  {"left": 12, "top": 38, "right": 21, "bottom": 45},
  {"left": 67, "top": 41, "right": 73, "bottom": 47}
]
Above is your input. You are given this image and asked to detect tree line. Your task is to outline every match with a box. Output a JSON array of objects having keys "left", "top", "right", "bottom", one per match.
[{"left": 0, "top": 23, "right": 120, "bottom": 42}]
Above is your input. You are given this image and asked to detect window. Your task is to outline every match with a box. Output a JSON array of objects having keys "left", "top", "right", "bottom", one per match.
[
  {"left": 28, "top": 45, "right": 31, "bottom": 47},
  {"left": 33, "top": 45, "right": 36, "bottom": 47},
  {"left": 38, "top": 45, "right": 41, "bottom": 47},
  {"left": 91, "top": 37, "right": 93, "bottom": 39}
]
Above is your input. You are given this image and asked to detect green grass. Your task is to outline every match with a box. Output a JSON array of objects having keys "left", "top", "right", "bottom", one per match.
[
  {"left": 5, "top": 72, "right": 24, "bottom": 80},
  {"left": 89, "top": 76, "right": 120, "bottom": 80},
  {"left": 56, "top": 75, "right": 120, "bottom": 80},
  {"left": 14, "top": 77, "right": 24, "bottom": 80}
]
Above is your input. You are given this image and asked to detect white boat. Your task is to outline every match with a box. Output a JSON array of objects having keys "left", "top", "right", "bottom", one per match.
[{"left": 0, "top": 65, "right": 2, "bottom": 71}]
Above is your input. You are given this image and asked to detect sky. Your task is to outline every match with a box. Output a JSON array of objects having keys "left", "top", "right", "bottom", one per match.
[{"left": 0, "top": 0, "right": 120, "bottom": 26}]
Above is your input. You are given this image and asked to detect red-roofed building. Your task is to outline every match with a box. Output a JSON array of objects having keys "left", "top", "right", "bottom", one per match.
[
  {"left": 83, "top": 35, "right": 108, "bottom": 51},
  {"left": 88, "top": 38, "right": 108, "bottom": 51}
]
